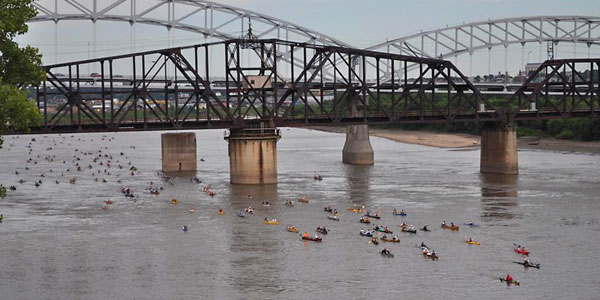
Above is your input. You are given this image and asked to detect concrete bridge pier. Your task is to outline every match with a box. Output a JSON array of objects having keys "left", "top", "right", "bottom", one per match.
[
  {"left": 225, "top": 125, "right": 280, "bottom": 184},
  {"left": 480, "top": 123, "right": 518, "bottom": 175},
  {"left": 343, "top": 124, "right": 374, "bottom": 165},
  {"left": 161, "top": 132, "right": 197, "bottom": 172}
]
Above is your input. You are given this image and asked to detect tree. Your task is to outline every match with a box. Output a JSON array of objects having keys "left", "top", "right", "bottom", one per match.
[{"left": 0, "top": 0, "right": 43, "bottom": 149}]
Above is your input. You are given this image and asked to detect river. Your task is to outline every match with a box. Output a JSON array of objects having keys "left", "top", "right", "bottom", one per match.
[{"left": 0, "top": 128, "right": 599, "bottom": 299}]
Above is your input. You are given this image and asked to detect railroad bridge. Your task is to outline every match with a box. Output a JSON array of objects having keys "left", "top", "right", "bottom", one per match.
[{"left": 19, "top": 1, "right": 600, "bottom": 183}]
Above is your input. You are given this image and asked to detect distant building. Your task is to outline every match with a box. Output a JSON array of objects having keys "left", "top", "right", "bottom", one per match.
[
  {"left": 242, "top": 75, "right": 272, "bottom": 90},
  {"left": 525, "top": 63, "right": 542, "bottom": 76}
]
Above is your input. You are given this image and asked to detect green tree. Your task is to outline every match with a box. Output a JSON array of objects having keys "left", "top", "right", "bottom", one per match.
[{"left": 0, "top": 0, "right": 43, "bottom": 149}]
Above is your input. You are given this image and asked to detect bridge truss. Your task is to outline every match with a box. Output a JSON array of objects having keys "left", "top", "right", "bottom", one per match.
[
  {"left": 32, "top": 39, "right": 599, "bottom": 134},
  {"left": 35, "top": 39, "right": 496, "bottom": 133}
]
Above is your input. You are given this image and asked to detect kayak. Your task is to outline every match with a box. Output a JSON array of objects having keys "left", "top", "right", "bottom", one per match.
[
  {"left": 421, "top": 227, "right": 431, "bottom": 232},
  {"left": 360, "top": 231, "right": 373, "bottom": 237},
  {"left": 423, "top": 252, "right": 439, "bottom": 260},
  {"left": 170, "top": 199, "right": 179, "bottom": 205},
  {"left": 299, "top": 198, "right": 309, "bottom": 203},
  {"left": 348, "top": 208, "right": 364, "bottom": 213},
  {"left": 370, "top": 238, "right": 379, "bottom": 245},
  {"left": 287, "top": 227, "right": 298, "bottom": 233},
  {"left": 464, "top": 222, "right": 480, "bottom": 227},
  {"left": 513, "top": 261, "right": 540, "bottom": 269},
  {"left": 401, "top": 227, "right": 417, "bottom": 234},
  {"left": 324, "top": 207, "right": 333, "bottom": 212},
  {"left": 359, "top": 218, "right": 371, "bottom": 224},
  {"left": 381, "top": 252, "right": 394, "bottom": 258},
  {"left": 393, "top": 212, "right": 407, "bottom": 216},
  {"left": 514, "top": 248, "right": 529, "bottom": 255},
  {"left": 499, "top": 278, "right": 520, "bottom": 286},
  {"left": 374, "top": 227, "right": 393, "bottom": 233},
  {"left": 466, "top": 240, "right": 480, "bottom": 245},
  {"left": 188, "top": 208, "right": 196, "bottom": 213},
  {"left": 302, "top": 236, "right": 322, "bottom": 242},
  {"left": 316, "top": 227, "right": 328, "bottom": 234},
  {"left": 218, "top": 210, "right": 224, "bottom": 215},
  {"left": 365, "top": 214, "right": 381, "bottom": 219},
  {"left": 381, "top": 238, "right": 400, "bottom": 243},
  {"left": 327, "top": 215, "right": 340, "bottom": 221},
  {"left": 441, "top": 224, "right": 459, "bottom": 231},
  {"left": 264, "top": 219, "right": 280, "bottom": 225}
]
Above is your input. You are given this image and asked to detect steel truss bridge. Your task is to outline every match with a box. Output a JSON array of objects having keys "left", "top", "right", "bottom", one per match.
[
  {"left": 21, "top": 1, "right": 600, "bottom": 133},
  {"left": 32, "top": 39, "right": 599, "bottom": 133}
]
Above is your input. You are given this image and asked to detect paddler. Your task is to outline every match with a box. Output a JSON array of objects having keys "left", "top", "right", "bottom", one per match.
[
  {"left": 303, "top": 232, "right": 309, "bottom": 238},
  {"left": 505, "top": 274, "right": 513, "bottom": 282}
]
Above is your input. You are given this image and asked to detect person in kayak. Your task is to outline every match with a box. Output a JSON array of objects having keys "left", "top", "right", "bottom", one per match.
[
  {"left": 381, "top": 248, "right": 391, "bottom": 255},
  {"left": 523, "top": 257, "right": 531, "bottom": 265},
  {"left": 393, "top": 208, "right": 398, "bottom": 215},
  {"left": 303, "top": 232, "right": 309, "bottom": 239},
  {"left": 468, "top": 237, "right": 473, "bottom": 242},
  {"left": 442, "top": 220, "right": 446, "bottom": 226},
  {"left": 421, "top": 242, "right": 428, "bottom": 248},
  {"left": 505, "top": 274, "right": 513, "bottom": 282},
  {"left": 422, "top": 225, "right": 429, "bottom": 231}
]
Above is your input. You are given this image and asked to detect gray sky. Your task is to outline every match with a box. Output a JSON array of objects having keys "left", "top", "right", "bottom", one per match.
[{"left": 18, "top": 0, "right": 600, "bottom": 76}]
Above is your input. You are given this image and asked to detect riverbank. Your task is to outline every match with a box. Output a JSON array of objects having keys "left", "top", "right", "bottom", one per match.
[{"left": 307, "top": 126, "right": 600, "bottom": 154}]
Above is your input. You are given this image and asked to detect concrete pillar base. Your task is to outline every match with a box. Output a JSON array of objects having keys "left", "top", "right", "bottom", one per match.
[
  {"left": 161, "top": 132, "right": 197, "bottom": 173},
  {"left": 343, "top": 124, "right": 374, "bottom": 165},
  {"left": 226, "top": 127, "right": 280, "bottom": 185},
  {"left": 480, "top": 123, "right": 518, "bottom": 175}
]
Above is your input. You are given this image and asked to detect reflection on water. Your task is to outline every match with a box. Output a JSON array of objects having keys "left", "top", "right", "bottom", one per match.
[
  {"left": 480, "top": 173, "right": 518, "bottom": 220},
  {"left": 344, "top": 165, "right": 372, "bottom": 205}
]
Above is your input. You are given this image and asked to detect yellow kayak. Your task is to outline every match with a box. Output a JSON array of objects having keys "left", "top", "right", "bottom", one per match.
[
  {"left": 170, "top": 200, "right": 179, "bottom": 205},
  {"left": 287, "top": 226, "right": 298, "bottom": 232},
  {"left": 264, "top": 219, "right": 280, "bottom": 225},
  {"left": 466, "top": 240, "right": 480, "bottom": 245}
]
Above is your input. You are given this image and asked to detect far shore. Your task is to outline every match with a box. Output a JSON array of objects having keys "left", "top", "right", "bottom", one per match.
[{"left": 306, "top": 126, "right": 600, "bottom": 154}]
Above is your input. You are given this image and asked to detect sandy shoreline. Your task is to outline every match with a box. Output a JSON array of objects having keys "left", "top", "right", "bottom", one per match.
[{"left": 307, "top": 126, "right": 600, "bottom": 154}]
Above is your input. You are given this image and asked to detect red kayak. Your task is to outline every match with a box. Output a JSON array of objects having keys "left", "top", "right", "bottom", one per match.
[
  {"left": 302, "top": 236, "right": 322, "bottom": 242},
  {"left": 514, "top": 248, "right": 529, "bottom": 255}
]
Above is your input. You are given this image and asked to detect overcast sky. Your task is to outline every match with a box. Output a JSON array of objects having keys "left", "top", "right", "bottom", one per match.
[{"left": 18, "top": 0, "right": 600, "bottom": 76}]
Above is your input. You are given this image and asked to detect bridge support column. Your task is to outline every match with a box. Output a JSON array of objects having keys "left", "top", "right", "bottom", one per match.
[
  {"left": 225, "top": 126, "right": 280, "bottom": 184},
  {"left": 161, "top": 132, "right": 197, "bottom": 172},
  {"left": 480, "top": 123, "right": 518, "bottom": 175},
  {"left": 343, "top": 124, "right": 374, "bottom": 165}
]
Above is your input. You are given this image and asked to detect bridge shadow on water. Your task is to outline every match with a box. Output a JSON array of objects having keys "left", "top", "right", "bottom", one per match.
[
  {"left": 344, "top": 165, "right": 372, "bottom": 206},
  {"left": 479, "top": 173, "right": 519, "bottom": 221}
]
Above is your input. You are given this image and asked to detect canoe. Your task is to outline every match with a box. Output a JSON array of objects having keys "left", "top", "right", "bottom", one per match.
[
  {"left": 264, "top": 220, "right": 280, "bottom": 225},
  {"left": 302, "top": 236, "right": 322, "bottom": 242},
  {"left": 348, "top": 208, "right": 364, "bottom": 213},
  {"left": 466, "top": 240, "right": 480, "bottom": 245},
  {"left": 514, "top": 248, "right": 529, "bottom": 255},
  {"left": 513, "top": 261, "right": 540, "bottom": 269},
  {"left": 359, "top": 231, "right": 373, "bottom": 237},
  {"left": 327, "top": 215, "right": 340, "bottom": 221},
  {"left": 441, "top": 224, "right": 459, "bottom": 231},
  {"left": 287, "top": 227, "right": 298, "bottom": 233},
  {"left": 499, "top": 278, "right": 520, "bottom": 286}
]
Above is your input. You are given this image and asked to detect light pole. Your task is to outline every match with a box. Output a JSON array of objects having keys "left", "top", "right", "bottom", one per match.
[{"left": 527, "top": 51, "right": 532, "bottom": 64}]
